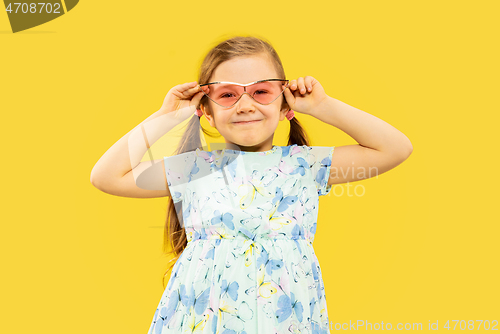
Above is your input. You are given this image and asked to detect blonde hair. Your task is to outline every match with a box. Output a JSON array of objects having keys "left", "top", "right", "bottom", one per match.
[{"left": 162, "top": 35, "right": 310, "bottom": 289}]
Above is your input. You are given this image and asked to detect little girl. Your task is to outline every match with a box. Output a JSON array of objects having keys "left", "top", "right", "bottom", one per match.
[{"left": 91, "top": 36, "right": 412, "bottom": 334}]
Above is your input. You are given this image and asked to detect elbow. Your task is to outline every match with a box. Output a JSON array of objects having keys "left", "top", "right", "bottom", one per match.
[
  {"left": 398, "top": 141, "right": 413, "bottom": 160},
  {"left": 90, "top": 173, "right": 100, "bottom": 190},
  {"left": 90, "top": 167, "right": 104, "bottom": 189},
  {"left": 396, "top": 135, "right": 413, "bottom": 159},
  {"left": 403, "top": 141, "right": 413, "bottom": 155},
  {"left": 405, "top": 138, "right": 413, "bottom": 157}
]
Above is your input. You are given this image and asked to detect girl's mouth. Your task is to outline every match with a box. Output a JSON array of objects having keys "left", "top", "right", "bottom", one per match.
[{"left": 233, "top": 120, "right": 262, "bottom": 125}]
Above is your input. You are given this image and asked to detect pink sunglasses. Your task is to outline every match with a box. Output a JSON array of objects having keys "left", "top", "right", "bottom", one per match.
[{"left": 199, "top": 79, "right": 289, "bottom": 108}]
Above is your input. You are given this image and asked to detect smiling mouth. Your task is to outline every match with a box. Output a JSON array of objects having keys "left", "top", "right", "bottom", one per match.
[{"left": 233, "top": 120, "right": 262, "bottom": 124}]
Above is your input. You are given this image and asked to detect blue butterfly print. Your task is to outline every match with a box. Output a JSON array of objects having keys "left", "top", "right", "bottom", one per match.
[
  {"left": 291, "top": 224, "right": 305, "bottom": 240},
  {"left": 211, "top": 210, "right": 235, "bottom": 230},
  {"left": 171, "top": 190, "right": 182, "bottom": 201},
  {"left": 165, "top": 261, "right": 184, "bottom": 291},
  {"left": 179, "top": 284, "right": 211, "bottom": 315},
  {"left": 237, "top": 226, "right": 254, "bottom": 239},
  {"left": 272, "top": 187, "right": 298, "bottom": 212},
  {"left": 204, "top": 238, "right": 221, "bottom": 260},
  {"left": 272, "top": 187, "right": 284, "bottom": 206},
  {"left": 276, "top": 292, "right": 304, "bottom": 323},
  {"left": 187, "top": 162, "right": 200, "bottom": 182},
  {"left": 311, "top": 320, "right": 328, "bottom": 334},
  {"left": 193, "top": 228, "right": 208, "bottom": 242},
  {"left": 316, "top": 156, "right": 332, "bottom": 188},
  {"left": 291, "top": 224, "right": 306, "bottom": 255},
  {"left": 256, "top": 247, "right": 284, "bottom": 276},
  {"left": 152, "top": 289, "right": 180, "bottom": 333},
  {"left": 309, "top": 297, "right": 316, "bottom": 321},
  {"left": 179, "top": 284, "right": 194, "bottom": 310},
  {"left": 220, "top": 279, "right": 239, "bottom": 301},
  {"left": 289, "top": 156, "right": 309, "bottom": 176},
  {"left": 281, "top": 145, "right": 291, "bottom": 157},
  {"left": 278, "top": 195, "right": 298, "bottom": 213},
  {"left": 212, "top": 155, "right": 231, "bottom": 173},
  {"left": 311, "top": 262, "right": 319, "bottom": 281},
  {"left": 316, "top": 280, "right": 325, "bottom": 302},
  {"left": 310, "top": 221, "right": 317, "bottom": 234},
  {"left": 226, "top": 157, "right": 238, "bottom": 179},
  {"left": 211, "top": 313, "right": 217, "bottom": 334}
]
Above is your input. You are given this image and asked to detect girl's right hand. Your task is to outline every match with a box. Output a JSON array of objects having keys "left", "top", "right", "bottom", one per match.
[{"left": 158, "top": 81, "right": 209, "bottom": 114}]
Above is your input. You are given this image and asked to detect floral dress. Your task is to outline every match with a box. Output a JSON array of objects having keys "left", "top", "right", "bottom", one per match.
[{"left": 148, "top": 144, "right": 335, "bottom": 334}]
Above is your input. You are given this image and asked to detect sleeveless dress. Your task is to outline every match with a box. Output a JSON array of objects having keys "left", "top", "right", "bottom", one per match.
[{"left": 148, "top": 144, "right": 335, "bottom": 334}]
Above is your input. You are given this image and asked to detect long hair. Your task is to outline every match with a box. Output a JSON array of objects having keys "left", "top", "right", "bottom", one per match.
[{"left": 162, "top": 35, "right": 310, "bottom": 289}]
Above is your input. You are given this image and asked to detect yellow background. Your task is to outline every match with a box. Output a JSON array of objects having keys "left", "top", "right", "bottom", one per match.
[{"left": 1, "top": 1, "right": 499, "bottom": 333}]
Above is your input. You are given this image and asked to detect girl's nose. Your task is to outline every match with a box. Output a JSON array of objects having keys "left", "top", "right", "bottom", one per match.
[{"left": 236, "top": 92, "right": 255, "bottom": 109}]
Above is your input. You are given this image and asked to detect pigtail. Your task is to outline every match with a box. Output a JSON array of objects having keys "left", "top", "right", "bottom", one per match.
[{"left": 287, "top": 117, "right": 310, "bottom": 147}]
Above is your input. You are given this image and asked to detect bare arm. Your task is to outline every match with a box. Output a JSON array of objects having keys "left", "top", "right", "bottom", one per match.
[
  {"left": 312, "top": 97, "right": 413, "bottom": 185},
  {"left": 89, "top": 108, "right": 189, "bottom": 197},
  {"left": 90, "top": 81, "right": 206, "bottom": 198}
]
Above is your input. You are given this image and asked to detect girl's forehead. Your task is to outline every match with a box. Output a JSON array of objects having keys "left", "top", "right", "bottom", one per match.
[{"left": 210, "top": 55, "right": 278, "bottom": 83}]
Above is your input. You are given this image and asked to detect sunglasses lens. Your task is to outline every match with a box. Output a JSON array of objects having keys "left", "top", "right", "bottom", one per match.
[
  {"left": 250, "top": 81, "right": 286, "bottom": 105},
  {"left": 205, "top": 80, "right": 287, "bottom": 107},
  {"left": 206, "top": 83, "right": 241, "bottom": 107}
]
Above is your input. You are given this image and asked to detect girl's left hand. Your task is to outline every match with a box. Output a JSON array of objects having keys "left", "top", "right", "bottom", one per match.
[{"left": 283, "top": 76, "right": 329, "bottom": 115}]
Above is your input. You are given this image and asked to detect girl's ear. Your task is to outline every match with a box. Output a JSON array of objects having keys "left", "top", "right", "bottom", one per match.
[
  {"left": 280, "top": 102, "right": 290, "bottom": 121},
  {"left": 200, "top": 104, "right": 216, "bottom": 128},
  {"left": 281, "top": 97, "right": 290, "bottom": 113}
]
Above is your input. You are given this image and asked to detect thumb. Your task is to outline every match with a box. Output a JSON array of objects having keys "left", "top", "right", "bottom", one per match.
[
  {"left": 283, "top": 88, "right": 295, "bottom": 108},
  {"left": 191, "top": 91, "right": 205, "bottom": 108}
]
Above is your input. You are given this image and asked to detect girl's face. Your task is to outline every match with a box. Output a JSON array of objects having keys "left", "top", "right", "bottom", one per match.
[{"left": 200, "top": 53, "right": 289, "bottom": 152}]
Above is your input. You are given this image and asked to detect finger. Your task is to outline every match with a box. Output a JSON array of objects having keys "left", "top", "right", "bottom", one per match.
[
  {"left": 172, "top": 83, "right": 195, "bottom": 98},
  {"left": 290, "top": 79, "right": 297, "bottom": 91},
  {"left": 177, "top": 81, "right": 198, "bottom": 91},
  {"left": 200, "top": 85, "right": 210, "bottom": 94},
  {"left": 283, "top": 87, "right": 295, "bottom": 106},
  {"left": 182, "top": 85, "right": 204, "bottom": 97},
  {"left": 297, "top": 77, "right": 306, "bottom": 94},
  {"left": 305, "top": 76, "right": 313, "bottom": 92},
  {"left": 191, "top": 91, "right": 205, "bottom": 107}
]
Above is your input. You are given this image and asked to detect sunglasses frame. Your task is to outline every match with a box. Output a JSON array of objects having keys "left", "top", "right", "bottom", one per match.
[{"left": 199, "top": 78, "right": 289, "bottom": 108}]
